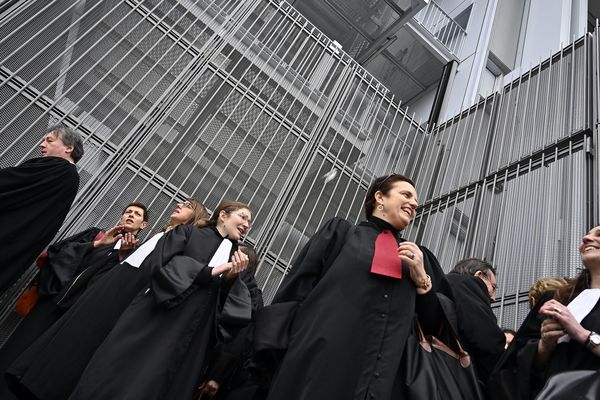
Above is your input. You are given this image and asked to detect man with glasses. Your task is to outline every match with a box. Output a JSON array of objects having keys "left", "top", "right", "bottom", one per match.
[{"left": 446, "top": 258, "right": 505, "bottom": 394}]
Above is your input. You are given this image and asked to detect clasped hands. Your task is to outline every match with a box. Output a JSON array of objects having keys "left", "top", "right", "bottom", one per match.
[{"left": 210, "top": 249, "right": 249, "bottom": 279}]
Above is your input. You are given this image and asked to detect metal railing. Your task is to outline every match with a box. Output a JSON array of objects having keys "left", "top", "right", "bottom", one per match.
[
  {"left": 0, "top": 0, "right": 596, "bottom": 339},
  {"left": 413, "top": 0, "right": 466, "bottom": 59}
]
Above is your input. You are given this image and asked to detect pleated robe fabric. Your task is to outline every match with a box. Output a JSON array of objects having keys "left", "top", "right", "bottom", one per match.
[
  {"left": 0, "top": 156, "right": 79, "bottom": 294},
  {"left": 68, "top": 225, "right": 243, "bottom": 400},
  {"left": 445, "top": 272, "right": 505, "bottom": 385},
  {"left": 264, "top": 216, "right": 448, "bottom": 400},
  {"left": 7, "top": 224, "right": 220, "bottom": 400}
]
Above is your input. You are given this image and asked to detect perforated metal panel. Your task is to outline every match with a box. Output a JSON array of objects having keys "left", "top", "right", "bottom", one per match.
[{"left": 0, "top": 1, "right": 598, "bottom": 338}]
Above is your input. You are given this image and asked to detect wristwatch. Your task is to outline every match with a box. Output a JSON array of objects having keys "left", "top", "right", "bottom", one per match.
[{"left": 585, "top": 331, "right": 600, "bottom": 350}]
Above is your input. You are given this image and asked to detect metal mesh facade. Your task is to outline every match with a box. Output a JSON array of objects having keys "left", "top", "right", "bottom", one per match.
[{"left": 0, "top": 0, "right": 598, "bottom": 333}]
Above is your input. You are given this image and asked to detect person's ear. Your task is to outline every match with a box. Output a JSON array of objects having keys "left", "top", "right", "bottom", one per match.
[
  {"left": 140, "top": 221, "right": 148, "bottom": 230},
  {"left": 374, "top": 190, "right": 384, "bottom": 204}
]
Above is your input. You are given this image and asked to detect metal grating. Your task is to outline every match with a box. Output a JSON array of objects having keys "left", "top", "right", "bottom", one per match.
[{"left": 0, "top": 1, "right": 598, "bottom": 339}]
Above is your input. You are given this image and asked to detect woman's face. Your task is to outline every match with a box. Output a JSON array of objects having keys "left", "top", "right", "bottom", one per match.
[
  {"left": 580, "top": 226, "right": 600, "bottom": 269},
  {"left": 218, "top": 207, "right": 252, "bottom": 240},
  {"left": 170, "top": 201, "right": 195, "bottom": 225},
  {"left": 373, "top": 181, "right": 418, "bottom": 230}
]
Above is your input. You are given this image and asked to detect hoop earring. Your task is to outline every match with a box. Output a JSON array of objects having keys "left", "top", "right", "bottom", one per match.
[{"left": 377, "top": 204, "right": 383, "bottom": 211}]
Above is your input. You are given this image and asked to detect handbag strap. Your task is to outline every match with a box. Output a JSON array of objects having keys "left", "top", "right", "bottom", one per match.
[{"left": 415, "top": 319, "right": 471, "bottom": 368}]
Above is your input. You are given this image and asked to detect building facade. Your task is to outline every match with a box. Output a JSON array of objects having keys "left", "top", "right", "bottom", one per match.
[{"left": 0, "top": 0, "right": 598, "bottom": 335}]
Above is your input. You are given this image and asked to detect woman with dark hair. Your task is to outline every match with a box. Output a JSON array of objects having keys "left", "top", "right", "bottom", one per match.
[
  {"left": 5, "top": 198, "right": 230, "bottom": 400},
  {"left": 489, "top": 225, "right": 600, "bottom": 399},
  {"left": 261, "top": 174, "right": 449, "bottom": 400}
]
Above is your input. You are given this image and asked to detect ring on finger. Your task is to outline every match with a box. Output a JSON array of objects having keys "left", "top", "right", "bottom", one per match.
[{"left": 553, "top": 306, "right": 562, "bottom": 314}]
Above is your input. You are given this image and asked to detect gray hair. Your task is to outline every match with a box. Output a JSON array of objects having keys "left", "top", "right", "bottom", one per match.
[
  {"left": 47, "top": 124, "right": 84, "bottom": 163},
  {"left": 451, "top": 257, "right": 497, "bottom": 277}
]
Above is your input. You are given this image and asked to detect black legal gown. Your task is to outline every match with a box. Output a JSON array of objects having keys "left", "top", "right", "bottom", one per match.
[
  {"left": 445, "top": 272, "right": 505, "bottom": 385},
  {"left": 0, "top": 156, "right": 79, "bottom": 294},
  {"left": 7, "top": 224, "right": 221, "bottom": 400},
  {"left": 67, "top": 224, "right": 251, "bottom": 400},
  {"left": 0, "top": 227, "right": 117, "bottom": 400},
  {"left": 490, "top": 293, "right": 600, "bottom": 399},
  {"left": 264, "top": 217, "right": 447, "bottom": 400}
]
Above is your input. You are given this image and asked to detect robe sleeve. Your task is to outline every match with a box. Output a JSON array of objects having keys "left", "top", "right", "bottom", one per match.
[
  {"left": 446, "top": 273, "right": 505, "bottom": 382},
  {"left": 254, "top": 217, "right": 352, "bottom": 353},
  {"left": 272, "top": 217, "right": 353, "bottom": 304},
  {"left": 415, "top": 245, "right": 451, "bottom": 334},
  {"left": 38, "top": 227, "right": 103, "bottom": 296},
  {"left": 488, "top": 292, "right": 553, "bottom": 400},
  {"left": 151, "top": 225, "right": 220, "bottom": 308}
]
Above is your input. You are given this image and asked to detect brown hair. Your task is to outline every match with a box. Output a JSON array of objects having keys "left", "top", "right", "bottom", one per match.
[
  {"left": 164, "top": 198, "right": 209, "bottom": 231},
  {"left": 528, "top": 276, "right": 568, "bottom": 308},
  {"left": 364, "top": 174, "right": 415, "bottom": 219},
  {"left": 239, "top": 244, "right": 258, "bottom": 274},
  {"left": 209, "top": 201, "right": 252, "bottom": 226}
]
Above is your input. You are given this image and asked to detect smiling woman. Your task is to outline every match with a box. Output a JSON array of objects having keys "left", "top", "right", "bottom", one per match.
[
  {"left": 259, "top": 174, "right": 452, "bottom": 400},
  {"left": 489, "top": 225, "right": 600, "bottom": 399}
]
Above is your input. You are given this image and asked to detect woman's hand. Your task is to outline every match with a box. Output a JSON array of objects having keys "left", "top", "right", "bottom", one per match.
[
  {"left": 539, "top": 299, "right": 589, "bottom": 344},
  {"left": 398, "top": 242, "right": 431, "bottom": 294},
  {"left": 210, "top": 249, "right": 249, "bottom": 279},
  {"left": 118, "top": 232, "right": 140, "bottom": 261},
  {"left": 535, "top": 299, "right": 592, "bottom": 367},
  {"left": 194, "top": 380, "right": 219, "bottom": 399},
  {"left": 93, "top": 226, "right": 124, "bottom": 248}
]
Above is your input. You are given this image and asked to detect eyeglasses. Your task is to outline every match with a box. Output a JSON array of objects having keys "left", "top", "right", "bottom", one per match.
[
  {"left": 180, "top": 201, "right": 194, "bottom": 209},
  {"left": 480, "top": 273, "right": 498, "bottom": 293},
  {"left": 233, "top": 211, "right": 252, "bottom": 228}
]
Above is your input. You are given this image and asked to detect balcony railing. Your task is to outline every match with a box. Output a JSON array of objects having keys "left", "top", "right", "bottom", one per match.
[{"left": 413, "top": 0, "right": 466, "bottom": 59}]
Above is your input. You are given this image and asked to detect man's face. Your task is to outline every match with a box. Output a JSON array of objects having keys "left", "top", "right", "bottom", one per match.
[
  {"left": 40, "top": 131, "right": 73, "bottom": 160},
  {"left": 119, "top": 206, "right": 147, "bottom": 234},
  {"left": 475, "top": 270, "right": 497, "bottom": 302}
]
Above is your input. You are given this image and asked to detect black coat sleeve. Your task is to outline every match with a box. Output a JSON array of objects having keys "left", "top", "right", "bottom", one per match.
[
  {"left": 446, "top": 273, "right": 505, "bottom": 383},
  {"left": 38, "top": 227, "right": 103, "bottom": 296},
  {"left": 415, "top": 245, "right": 451, "bottom": 334},
  {"left": 151, "top": 225, "right": 221, "bottom": 307},
  {"left": 272, "top": 217, "right": 353, "bottom": 304}
]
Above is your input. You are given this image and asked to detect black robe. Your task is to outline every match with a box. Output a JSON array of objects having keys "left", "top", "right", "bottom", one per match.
[
  {"left": 0, "top": 227, "right": 115, "bottom": 400},
  {"left": 6, "top": 225, "right": 196, "bottom": 400},
  {"left": 263, "top": 217, "right": 448, "bottom": 400},
  {"left": 0, "top": 156, "right": 79, "bottom": 294},
  {"left": 445, "top": 272, "right": 505, "bottom": 385},
  {"left": 201, "top": 269, "right": 265, "bottom": 400},
  {"left": 489, "top": 293, "right": 600, "bottom": 399},
  {"left": 68, "top": 225, "right": 250, "bottom": 400}
]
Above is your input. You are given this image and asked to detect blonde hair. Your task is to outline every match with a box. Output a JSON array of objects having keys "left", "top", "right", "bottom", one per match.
[{"left": 528, "top": 277, "right": 567, "bottom": 308}]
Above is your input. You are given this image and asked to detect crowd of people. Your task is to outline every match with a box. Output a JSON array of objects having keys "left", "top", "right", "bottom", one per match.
[{"left": 0, "top": 125, "right": 598, "bottom": 399}]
